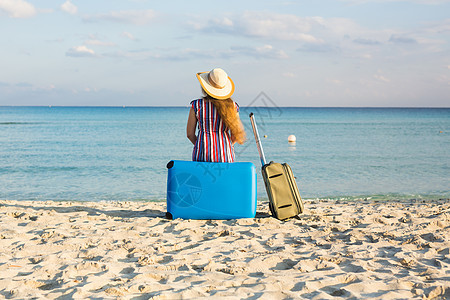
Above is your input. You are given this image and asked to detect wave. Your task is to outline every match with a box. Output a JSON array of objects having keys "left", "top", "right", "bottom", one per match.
[{"left": 0, "top": 122, "right": 44, "bottom": 125}]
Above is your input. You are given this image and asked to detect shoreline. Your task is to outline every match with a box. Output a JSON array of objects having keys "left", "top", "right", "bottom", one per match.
[
  {"left": 1, "top": 199, "right": 449, "bottom": 299},
  {"left": 1, "top": 194, "right": 449, "bottom": 204}
]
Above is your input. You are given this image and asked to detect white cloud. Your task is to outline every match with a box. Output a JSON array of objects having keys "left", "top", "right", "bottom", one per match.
[
  {"left": 66, "top": 45, "right": 96, "bottom": 57},
  {"left": 0, "top": 0, "right": 36, "bottom": 18},
  {"left": 360, "top": 53, "right": 373, "bottom": 59},
  {"left": 189, "top": 12, "right": 380, "bottom": 48},
  {"left": 61, "top": 0, "right": 77, "bottom": 15},
  {"left": 238, "top": 12, "right": 319, "bottom": 42},
  {"left": 84, "top": 34, "right": 116, "bottom": 47},
  {"left": 257, "top": 44, "right": 288, "bottom": 58},
  {"left": 190, "top": 12, "right": 324, "bottom": 43},
  {"left": 85, "top": 39, "right": 116, "bottom": 47},
  {"left": 231, "top": 44, "right": 289, "bottom": 59},
  {"left": 38, "top": 84, "right": 56, "bottom": 91},
  {"left": 121, "top": 31, "right": 137, "bottom": 41},
  {"left": 282, "top": 72, "right": 296, "bottom": 78},
  {"left": 83, "top": 10, "right": 156, "bottom": 25},
  {"left": 328, "top": 79, "right": 343, "bottom": 84},
  {"left": 189, "top": 11, "right": 450, "bottom": 63},
  {"left": 374, "top": 74, "right": 390, "bottom": 83}
]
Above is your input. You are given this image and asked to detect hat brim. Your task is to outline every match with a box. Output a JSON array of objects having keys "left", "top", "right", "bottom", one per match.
[{"left": 197, "top": 72, "right": 235, "bottom": 100}]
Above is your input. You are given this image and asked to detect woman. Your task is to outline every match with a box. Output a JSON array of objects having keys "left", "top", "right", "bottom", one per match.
[{"left": 186, "top": 68, "right": 246, "bottom": 162}]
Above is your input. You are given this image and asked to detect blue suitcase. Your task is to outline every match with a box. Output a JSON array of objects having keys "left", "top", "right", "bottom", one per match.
[{"left": 166, "top": 160, "right": 257, "bottom": 219}]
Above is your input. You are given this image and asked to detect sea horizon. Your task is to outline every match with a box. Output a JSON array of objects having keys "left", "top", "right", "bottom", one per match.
[{"left": 1, "top": 105, "right": 449, "bottom": 108}]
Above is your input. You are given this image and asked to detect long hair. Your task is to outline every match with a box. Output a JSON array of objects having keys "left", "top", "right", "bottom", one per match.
[{"left": 203, "top": 95, "right": 246, "bottom": 145}]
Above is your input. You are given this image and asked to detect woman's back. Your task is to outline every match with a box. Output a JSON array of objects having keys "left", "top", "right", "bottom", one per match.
[
  {"left": 190, "top": 98, "right": 239, "bottom": 162},
  {"left": 186, "top": 68, "right": 246, "bottom": 163}
]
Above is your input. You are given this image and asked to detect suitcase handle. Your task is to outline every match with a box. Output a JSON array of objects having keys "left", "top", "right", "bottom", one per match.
[{"left": 249, "top": 113, "right": 267, "bottom": 166}]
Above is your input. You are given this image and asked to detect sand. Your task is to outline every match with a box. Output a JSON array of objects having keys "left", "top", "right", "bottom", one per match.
[{"left": 0, "top": 199, "right": 449, "bottom": 299}]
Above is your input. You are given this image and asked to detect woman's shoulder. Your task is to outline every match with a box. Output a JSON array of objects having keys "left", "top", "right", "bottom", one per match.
[
  {"left": 190, "top": 98, "right": 204, "bottom": 111},
  {"left": 190, "top": 98, "right": 203, "bottom": 105}
]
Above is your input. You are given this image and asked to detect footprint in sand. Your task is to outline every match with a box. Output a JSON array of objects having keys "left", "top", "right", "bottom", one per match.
[
  {"left": 120, "top": 267, "right": 135, "bottom": 274},
  {"left": 29, "top": 256, "right": 45, "bottom": 264},
  {"left": 63, "top": 261, "right": 107, "bottom": 278},
  {"left": 273, "top": 258, "right": 298, "bottom": 270}
]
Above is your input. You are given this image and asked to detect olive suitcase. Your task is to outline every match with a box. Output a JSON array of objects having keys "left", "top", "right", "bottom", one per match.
[{"left": 249, "top": 113, "right": 304, "bottom": 220}]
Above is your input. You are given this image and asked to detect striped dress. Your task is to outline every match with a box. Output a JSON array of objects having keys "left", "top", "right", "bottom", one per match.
[{"left": 191, "top": 98, "right": 239, "bottom": 162}]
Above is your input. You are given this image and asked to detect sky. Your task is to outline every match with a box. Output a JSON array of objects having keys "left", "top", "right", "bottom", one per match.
[{"left": 0, "top": 0, "right": 449, "bottom": 107}]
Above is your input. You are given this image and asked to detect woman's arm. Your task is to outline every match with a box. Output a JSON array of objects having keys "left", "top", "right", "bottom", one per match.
[
  {"left": 230, "top": 112, "right": 239, "bottom": 145},
  {"left": 186, "top": 107, "right": 197, "bottom": 145}
]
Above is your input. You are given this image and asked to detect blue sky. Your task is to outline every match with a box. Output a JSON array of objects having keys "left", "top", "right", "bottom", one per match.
[{"left": 0, "top": 0, "right": 449, "bottom": 107}]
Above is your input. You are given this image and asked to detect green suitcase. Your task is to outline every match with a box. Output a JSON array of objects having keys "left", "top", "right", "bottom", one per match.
[{"left": 250, "top": 113, "right": 304, "bottom": 220}]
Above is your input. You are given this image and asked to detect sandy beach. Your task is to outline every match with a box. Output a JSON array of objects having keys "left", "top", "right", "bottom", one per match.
[{"left": 0, "top": 199, "right": 448, "bottom": 299}]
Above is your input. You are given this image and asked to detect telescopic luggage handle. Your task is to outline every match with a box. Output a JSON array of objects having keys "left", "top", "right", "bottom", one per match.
[{"left": 249, "top": 113, "right": 267, "bottom": 167}]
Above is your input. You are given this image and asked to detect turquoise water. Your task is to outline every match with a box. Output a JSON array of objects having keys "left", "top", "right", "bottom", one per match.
[{"left": 0, "top": 106, "right": 449, "bottom": 202}]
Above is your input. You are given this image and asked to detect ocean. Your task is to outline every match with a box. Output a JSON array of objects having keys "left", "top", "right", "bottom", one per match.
[{"left": 0, "top": 106, "right": 448, "bottom": 202}]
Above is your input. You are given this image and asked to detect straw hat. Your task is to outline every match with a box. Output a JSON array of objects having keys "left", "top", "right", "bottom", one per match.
[{"left": 196, "top": 68, "right": 235, "bottom": 100}]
